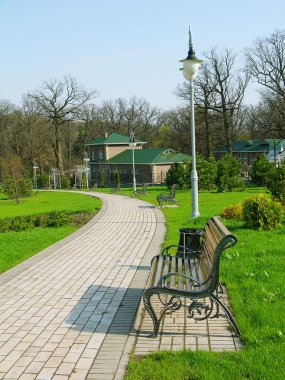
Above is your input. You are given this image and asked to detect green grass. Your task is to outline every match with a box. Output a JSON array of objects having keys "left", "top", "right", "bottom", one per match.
[
  {"left": 0, "top": 191, "right": 101, "bottom": 273},
  {"left": 1, "top": 187, "right": 285, "bottom": 378},
  {"left": 0, "top": 226, "right": 76, "bottom": 273},
  {"left": 124, "top": 187, "right": 285, "bottom": 380},
  {"left": 0, "top": 191, "right": 101, "bottom": 218}
]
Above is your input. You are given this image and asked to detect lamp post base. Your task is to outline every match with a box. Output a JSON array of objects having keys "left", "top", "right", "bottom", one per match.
[{"left": 190, "top": 170, "right": 200, "bottom": 219}]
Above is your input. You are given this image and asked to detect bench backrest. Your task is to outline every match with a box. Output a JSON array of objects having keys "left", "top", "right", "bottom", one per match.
[
  {"left": 170, "top": 184, "right": 177, "bottom": 196},
  {"left": 198, "top": 216, "right": 237, "bottom": 293}
]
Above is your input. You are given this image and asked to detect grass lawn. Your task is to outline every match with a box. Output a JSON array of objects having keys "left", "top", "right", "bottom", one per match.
[
  {"left": 1, "top": 187, "right": 284, "bottom": 378},
  {"left": 0, "top": 191, "right": 101, "bottom": 274},
  {"left": 0, "top": 191, "right": 101, "bottom": 218},
  {"left": 123, "top": 187, "right": 285, "bottom": 380}
]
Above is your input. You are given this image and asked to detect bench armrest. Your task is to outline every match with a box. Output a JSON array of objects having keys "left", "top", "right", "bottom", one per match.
[
  {"left": 161, "top": 244, "right": 201, "bottom": 258},
  {"left": 157, "top": 272, "right": 208, "bottom": 291}
]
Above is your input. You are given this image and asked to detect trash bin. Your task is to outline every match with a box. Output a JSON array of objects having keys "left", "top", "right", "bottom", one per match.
[{"left": 177, "top": 228, "right": 204, "bottom": 258}]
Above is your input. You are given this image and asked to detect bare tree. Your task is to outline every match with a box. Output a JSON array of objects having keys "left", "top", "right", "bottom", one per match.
[
  {"left": 245, "top": 30, "right": 285, "bottom": 102},
  {"left": 28, "top": 76, "right": 98, "bottom": 174},
  {"left": 97, "top": 97, "right": 162, "bottom": 143},
  {"left": 245, "top": 30, "right": 285, "bottom": 137},
  {"left": 75, "top": 103, "right": 101, "bottom": 157},
  {"left": 0, "top": 100, "right": 16, "bottom": 157}
]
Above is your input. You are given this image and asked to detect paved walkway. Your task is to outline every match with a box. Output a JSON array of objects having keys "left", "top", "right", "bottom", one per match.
[{"left": 0, "top": 192, "right": 241, "bottom": 380}]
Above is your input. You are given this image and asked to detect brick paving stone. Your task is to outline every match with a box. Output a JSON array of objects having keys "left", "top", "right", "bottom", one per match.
[
  {"left": 1, "top": 192, "right": 156, "bottom": 380},
  {"left": 0, "top": 192, "right": 242, "bottom": 380}
]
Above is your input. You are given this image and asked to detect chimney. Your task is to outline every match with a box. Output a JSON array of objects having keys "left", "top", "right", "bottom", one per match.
[{"left": 104, "top": 132, "right": 109, "bottom": 139}]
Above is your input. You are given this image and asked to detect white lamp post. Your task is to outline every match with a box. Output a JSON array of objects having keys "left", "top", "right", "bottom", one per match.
[
  {"left": 129, "top": 131, "right": 137, "bottom": 193},
  {"left": 180, "top": 28, "right": 204, "bottom": 219},
  {"left": 84, "top": 153, "right": 90, "bottom": 190},
  {"left": 33, "top": 163, "right": 38, "bottom": 190}
]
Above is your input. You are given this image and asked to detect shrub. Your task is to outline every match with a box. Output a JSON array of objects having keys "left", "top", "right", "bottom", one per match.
[
  {"left": 220, "top": 203, "right": 243, "bottom": 220},
  {"left": 266, "top": 165, "right": 285, "bottom": 205},
  {"left": 0, "top": 211, "right": 73, "bottom": 232},
  {"left": 252, "top": 154, "right": 274, "bottom": 186},
  {"left": 165, "top": 162, "right": 186, "bottom": 189},
  {"left": 216, "top": 154, "right": 245, "bottom": 192},
  {"left": 3, "top": 177, "right": 33, "bottom": 201},
  {"left": 10, "top": 216, "right": 34, "bottom": 232},
  {"left": 60, "top": 176, "right": 71, "bottom": 189},
  {"left": 0, "top": 218, "right": 10, "bottom": 232},
  {"left": 37, "top": 173, "right": 49, "bottom": 189},
  {"left": 197, "top": 155, "right": 217, "bottom": 191},
  {"left": 114, "top": 169, "right": 121, "bottom": 189},
  {"left": 242, "top": 194, "right": 283, "bottom": 230},
  {"left": 46, "top": 210, "right": 70, "bottom": 227}
]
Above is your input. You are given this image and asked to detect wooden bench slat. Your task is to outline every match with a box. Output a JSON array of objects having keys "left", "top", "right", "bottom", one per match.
[
  {"left": 162, "top": 255, "right": 170, "bottom": 286},
  {"left": 177, "top": 257, "right": 183, "bottom": 290},
  {"left": 170, "top": 257, "right": 176, "bottom": 288},
  {"left": 184, "top": 258, "right": 191, "bottom": 291},
  {"left": 154, "top": 255, "right": 165, "bottom": 285}
]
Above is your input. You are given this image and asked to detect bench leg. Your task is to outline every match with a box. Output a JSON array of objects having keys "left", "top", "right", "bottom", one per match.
[
  {"left": 143, "top": 290, "right": 183, "bottom": 338},
  {"left": 210, "top": 294, "right": 241, "bottom": 337},
  {"left": 143, "top": 290, "right": 160, "bottom": 338}
]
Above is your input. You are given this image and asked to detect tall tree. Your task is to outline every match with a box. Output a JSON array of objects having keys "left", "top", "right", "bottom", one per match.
[
  {"left": 0, "top": 100, "right": 16, "bottom": 157},
  {"left": 245, "top": 30, "right": 285, "bottom": 102},
  {"left": 245, "top": 30, "right": 285, "bottom": 137},
  {"left": 28, "top": 76, "right": 98, "bottom": 174},
  {"left": 98, "top": 97, "right": 162, "bottom": 143},
  {"left": 205, "top": 49, "right": 249, "bottom": 154}
]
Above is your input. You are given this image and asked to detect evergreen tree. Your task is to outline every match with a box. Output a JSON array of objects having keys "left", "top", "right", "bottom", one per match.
[
  {"left": 216, "top": 154, "right": 245, "bottom": 192},
  {"left": 252, "top": 154, "right": 274, "bottom": 186}
]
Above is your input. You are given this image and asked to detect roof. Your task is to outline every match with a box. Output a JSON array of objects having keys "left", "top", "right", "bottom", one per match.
[
  {"left": 86, "top": 132, "right": 146, "bottom": 146},
  {"left": 216, "top": 139, "right": 285, "bottom": 153},
  {"left": 105, "top": 148, "right": 191, "bottom": 165}
]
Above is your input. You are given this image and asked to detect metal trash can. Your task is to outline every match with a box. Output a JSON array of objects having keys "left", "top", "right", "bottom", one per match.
[{"left": 177, "top": 228, "right": 204, "bottom": 258}]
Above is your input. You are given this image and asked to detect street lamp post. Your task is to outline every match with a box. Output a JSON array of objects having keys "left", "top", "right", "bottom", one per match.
[
  {"left": 33, "top": 163, "right": 38, "bottom": 190},
  {"left": 84, "top": 153, "right": 90, "bottom": 190},
  {"left": 180, "top": 28, "right": 204, "bottom": 219},
  {"left": 129, "top": 131, "right": 137, "bottom": 193}
]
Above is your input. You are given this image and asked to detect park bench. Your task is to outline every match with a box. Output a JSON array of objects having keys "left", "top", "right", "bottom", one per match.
[
  {"left": 135, "top": 183, "right": 148, "bottom": 197},
  {"left": 111, "top": 184, "right": 121, "bottom": 193},
  {"left": 157, "top": 184, "right": 179, "bottom": 208},
  {"left": 143, "top": 216, "right": 240, "bottom": 338}
]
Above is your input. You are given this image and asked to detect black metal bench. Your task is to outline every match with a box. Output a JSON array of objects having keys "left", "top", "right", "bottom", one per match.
[
  {"left": 111, "top": 184, "right": 121, "bottom": 193},
  {"left": 143, "top": 216, "right": 240, "bottom": 338},
  {"left": 157, "top": 184, "right": 179, "bottom": 208},
  {"left": 135, "top": 183, "right": 148, "bottom": 197}
]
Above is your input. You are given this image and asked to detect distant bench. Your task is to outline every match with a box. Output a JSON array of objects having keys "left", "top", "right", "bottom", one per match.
[
  {"left": 157, "top": 184, "right": 178, "bottom": 208},
  {"left": 143, "top": 216, "right": 240, "bottom": 338},
  {"left": 135, "top": 183, "right": 148, "bottom": 197}
]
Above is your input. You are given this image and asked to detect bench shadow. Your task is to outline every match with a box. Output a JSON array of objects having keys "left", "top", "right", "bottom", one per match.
[{"left": 65, "top": 284, "right": 144, "bottom": 335}]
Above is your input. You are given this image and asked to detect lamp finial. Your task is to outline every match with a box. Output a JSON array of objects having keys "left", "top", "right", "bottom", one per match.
[{"left": 186, "top": 27, "right": 197, "bottom": 60}]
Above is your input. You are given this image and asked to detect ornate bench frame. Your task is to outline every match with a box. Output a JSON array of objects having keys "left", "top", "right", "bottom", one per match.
[
  {"left": 143, "top": 216, "right": 240, "bottom": 338},
  {"left": 157, "top": 184, "right": 179, "bottom": 208}
]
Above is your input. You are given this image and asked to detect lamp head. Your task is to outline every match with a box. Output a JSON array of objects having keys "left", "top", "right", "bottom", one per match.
[
  {"left": 179, "top": 27, "right": 203, "bottom": 81},
  {"left": 129, "top": 131, "right": 137, "bottom": 147}
]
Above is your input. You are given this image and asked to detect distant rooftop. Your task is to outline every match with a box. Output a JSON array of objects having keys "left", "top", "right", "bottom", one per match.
[
  {"left": 86, "top": 132, "right": 146, "bottom": 146},
  {"left": 216, "top": 139, "right": 285, "bottom": 153},
  {"left": 101, "top": 148, "right": 190, "bottom": 165}
]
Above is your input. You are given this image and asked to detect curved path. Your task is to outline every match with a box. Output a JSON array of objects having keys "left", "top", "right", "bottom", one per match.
[{"left": 0, "top": 192, "right": 166, "bottom": 380}]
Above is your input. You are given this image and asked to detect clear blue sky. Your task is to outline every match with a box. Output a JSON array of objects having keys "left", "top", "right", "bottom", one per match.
[{"left": 1, "top": 0, "right": 285, "bottom": 111}]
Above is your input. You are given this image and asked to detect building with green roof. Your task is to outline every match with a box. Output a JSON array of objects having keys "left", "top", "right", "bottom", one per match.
[
  {"left": 85, "top": 132, "right": 190, "bottom": 186},
  {"left": 215, "top": 139, "right": 285, "bottom": 177}
]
